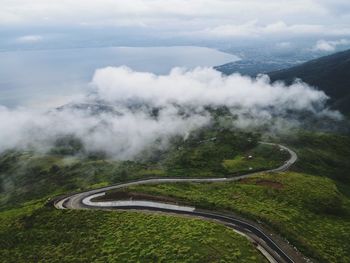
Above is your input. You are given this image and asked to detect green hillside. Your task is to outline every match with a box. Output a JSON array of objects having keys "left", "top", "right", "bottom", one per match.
[
  {"left": 0, "top": 201, "right": 267, "bottom": 263},
  {"left": 1, "top": 122, "right": 349, "bottom": 262},
  {"left": 268, "top": 49, "right": 350, "bottom": 114},
  {"left": 103, "top": 131, "right": 350, "bottom": 263},
  {"left": 0, "top": 129, "right": 285, "bottom": 262},
  {"left": 124, "top": 172, "right": 350, "bottom": 263}
]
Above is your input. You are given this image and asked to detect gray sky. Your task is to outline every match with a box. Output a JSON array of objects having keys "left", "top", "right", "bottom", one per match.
[{"left": 1, "top": 0, "right": 350, "bottom": 50}]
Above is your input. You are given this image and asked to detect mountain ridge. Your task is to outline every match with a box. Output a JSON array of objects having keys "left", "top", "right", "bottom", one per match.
[
  {"left": 267, "top": 49, "right": 350, "bottom": 114},
  {"left": 215, "top": 49, "right": 350, "bottom": 114}
]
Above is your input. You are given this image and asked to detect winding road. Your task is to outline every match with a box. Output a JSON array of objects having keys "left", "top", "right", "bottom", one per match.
[{"left": 54, "top": 142, "right": 303, "bottom": 263}]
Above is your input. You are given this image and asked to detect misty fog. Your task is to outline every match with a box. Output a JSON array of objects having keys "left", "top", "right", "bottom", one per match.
[{"left": 0, "top": 66, "right": 341, "bottom": 159}]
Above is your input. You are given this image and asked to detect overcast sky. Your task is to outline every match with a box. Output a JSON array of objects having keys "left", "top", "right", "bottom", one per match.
[{"left": 1, "top": 0, "right": 350, "bottom": 50}]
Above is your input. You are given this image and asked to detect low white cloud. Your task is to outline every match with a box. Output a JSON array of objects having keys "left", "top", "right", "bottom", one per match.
[
  {"left": 312, "top": 39, "right": 350, "bottom": 52},
  {"left": 0, "top": 105, "right": 208, "bottom": 159},
  {"left": 0, "top": 66, "right": 341, "bottom": 159},
  {"left": 92, "top": 66, "right": 328, "bottom": 112},
  {"left": 16, "top": 35, "right": 43, "bottom": 43}
]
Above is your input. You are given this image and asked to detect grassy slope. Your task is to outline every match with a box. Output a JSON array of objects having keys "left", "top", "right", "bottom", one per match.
[
  {"left": 113, "top": 130, "right": 350, "bottom": 263},
  {"left": 282, "top": 132, "right": 350, "bottom": 184},
  {"left": 223, "top": 143, "right": 289, "bottom": 174},
  {"left": 0, "top": 200, "right": 267, "bottom": 263},
  {"left": 268, "top": 49, "right": 350, "bottom": 113},
  {"left": 0, "top": 130, "right": 281, "bottom": 262},
  {"left": 0, "top": 129, "right": 287, "bottom": 210},
  {"left": 1, "top": 129, "right": 348, "bottom": 262},
  {"left": 126, "top": 172, "right": 350, "bottom": 263},
  {"left": 0, "top": 152, "right": 177, "bottom": 210}
]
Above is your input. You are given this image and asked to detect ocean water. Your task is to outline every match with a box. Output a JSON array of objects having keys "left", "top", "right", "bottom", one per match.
[{"left": 0, "top": 46, "right": 237, "bottom": 107}]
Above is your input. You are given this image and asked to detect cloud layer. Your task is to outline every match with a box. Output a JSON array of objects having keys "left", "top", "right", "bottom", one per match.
[
  {"left": 1, "top": 0, "right": 350, "bottom": 41},
  {"left": 0, "top": 0, "right": 327, "bottom": 26},
  {"left": 0, "top": 105, "right": 208, "bottom": 159},
  {"left": 312, "top": 39, "right": 350, "bottom": 52},
  {"left": 0, "top": 66, "right": 340, "bottom": 159},
  {"left": 92, "top": 66, "right": 328, "bottom": 113}
]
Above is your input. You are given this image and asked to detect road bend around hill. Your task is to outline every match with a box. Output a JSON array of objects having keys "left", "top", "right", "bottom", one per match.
[{"left": 54, "top": 142, "right": 305, "bottom": 263}]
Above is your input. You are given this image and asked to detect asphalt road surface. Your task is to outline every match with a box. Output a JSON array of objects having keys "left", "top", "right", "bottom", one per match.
[{"left": 54, "top": 142, "right": 304, "bottom": 263}]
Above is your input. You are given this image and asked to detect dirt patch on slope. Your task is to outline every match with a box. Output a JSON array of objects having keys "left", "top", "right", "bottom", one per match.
[
  {"left": 255, "top": 180, "right": 284, "bottom": 189},
  {"left": 239, "top": 178, "right": 284, "bottom": 189}
]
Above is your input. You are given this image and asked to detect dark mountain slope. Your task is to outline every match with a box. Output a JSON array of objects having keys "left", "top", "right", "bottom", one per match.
[{"left": 268, "top": 49, "right": 350, "bottom": 114}]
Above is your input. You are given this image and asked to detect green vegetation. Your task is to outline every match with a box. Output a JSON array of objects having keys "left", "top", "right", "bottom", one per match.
[
  {"left": 0, "top": 129, "right": 287, "bottom": 210},
  {"left": 268, "top": 49, "right": 350, "bottom": 114},
  {"left": 160, "top": 129, "right": 259, "bottom": 177},
  {"left": 160, "top": 129, "right": 287, "bottom": 177},
  {"left": 0, "top": 200, "right": 267, "bottom": 263},
  {"left": 223, "top": 143, "right": 289, "bottom": 174},
  {"left": 0, "top": 152, "right": 163, "bottom": 210},
  {"left": 0, "top": 129, "right": 286, "bottom": 262},
  {"left": 283, "top": 131, "right": 350, "bottom": 184},
  {"left": 125, "top": 172, "right": 350, "bottom": 263},
  {"left": 1, "top": 127, "right": 350, "bottom": 262}
]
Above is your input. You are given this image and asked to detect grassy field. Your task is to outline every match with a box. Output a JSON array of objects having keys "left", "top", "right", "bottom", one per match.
[
  {"left": 281, "top": 131, "right": 350, "bottom": 184},
  {"left": 124, "top": 172, "right": 350, "bottom": 263},
  {"left": 0, "top": 129, "right": 285, "bottom": 262},
  {"left": 0, "top": 129, "right": 287, "bottom": 210},
  {"left": 1, "top": 129, "right": 349, "bottom": 262},
  {"left": 0, "top": 200, "right": 267, "bottom": 263},
  {"left": 222, "top": 143, "right": 289, "bottom": 174}
]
